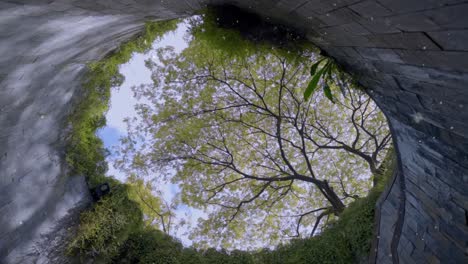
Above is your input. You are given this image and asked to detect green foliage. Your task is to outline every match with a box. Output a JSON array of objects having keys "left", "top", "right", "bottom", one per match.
[
  {"left": 127, "top": 174, "right": 174, "bottom": 233},
  {"left": 304, "top": 59, "right": 329, "bottom": 100},
  {"left": 257, "top": 148, "right": 396, "bottom": 264},
  {"left": 67, "top": 13, "right": 395, "bottom": 263},
  {"left": 304, "top": 58, "right": 339, "bottom": 103},
  {"left": 114, "top": 229, "right": 184, "bottom": 264},
  {"left": 304, "top": 56, "right": 367, "bottom": 104},
  {"left": 65, "top": 19, "right": 179, "bottom": 261},
  {"left": 189, "top": 10, "right": 253, "bottom": 58},
  {"left": 65, "top": 19, "right": 178, "bottom": 188},
  {"left": 120, "top": 12, "right": 391, "bottom": 248},
  {"left": 67, "top": 185, "right": 143, "bottom": 262},
  {"left": 114, "top": 229, "right": 258, "bottom": 264},
  {"left": 322, "top": 83, "right": 334, "bottom": 103},
  {"left": 309, "top": 58, "right": 325, "bottom": 76},
  {"left": 189, "top": 8, "right": 316, "bottom": 61},
  {"left": 69, "top": 149, "right": 394, "bottom": 263}
]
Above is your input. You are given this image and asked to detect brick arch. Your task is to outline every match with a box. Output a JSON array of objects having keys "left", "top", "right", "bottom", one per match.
[{"left": 0, "top": 1, "right": 466, "bottom": 263}]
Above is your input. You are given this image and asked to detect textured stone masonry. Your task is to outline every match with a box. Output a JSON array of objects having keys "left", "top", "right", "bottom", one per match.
[{"left": 0, "top": 0, "right": 467, "bottom": 263}]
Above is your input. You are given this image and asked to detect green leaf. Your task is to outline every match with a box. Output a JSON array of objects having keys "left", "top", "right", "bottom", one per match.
[
  {"left": 326, "top": 62, "right": 334, "bottom": 81},
  {"left": 323, "top": 83, "right": 335, "bottom": 104},
  {"left": 304, "top": 62, "right": 329, "bottom": 101},
  {"left": 310, "top": 58, "right": 326, "bottom": 76}
]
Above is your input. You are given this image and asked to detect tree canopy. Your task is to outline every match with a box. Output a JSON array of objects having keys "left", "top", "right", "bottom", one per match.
[{"left": 114, "top": 18, "right": 390, "bottom": 250}]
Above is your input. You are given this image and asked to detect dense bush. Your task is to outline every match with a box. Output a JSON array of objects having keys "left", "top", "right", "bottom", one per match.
[
  {"left": 114, "top": 229, "right": 184, "bottom": 264},
  {"left": 68, "top": 149, "right": 394, "bottom": 263},
  {"left": 257, "top": 149, "right": 395, "bottom": 264},
  {"left": 67, "top": 185, "right": 143, "bottom": 262}
]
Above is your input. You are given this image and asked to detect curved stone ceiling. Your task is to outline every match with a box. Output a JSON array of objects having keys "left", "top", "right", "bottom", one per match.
[{"left": 0, "top": 1, "right": 467, "bottom": 263}]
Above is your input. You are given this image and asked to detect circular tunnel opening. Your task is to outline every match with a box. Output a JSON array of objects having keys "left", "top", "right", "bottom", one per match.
[{"left": 66, "top": 6, "right": 395, "bottom": 262}]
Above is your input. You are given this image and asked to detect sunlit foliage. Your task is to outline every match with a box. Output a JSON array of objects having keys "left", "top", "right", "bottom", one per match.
[
  {"left": 67, "top": 10, "right": 393, "bottom": 263},
  {"left": 115, "top": 16, "right": 391, "bottom": 249},
  {"left": 66, "top": 19, "right": 179, "bottom": 188},
  {"left": 66, "top": 19, "right": 179, "bottom": 261}
]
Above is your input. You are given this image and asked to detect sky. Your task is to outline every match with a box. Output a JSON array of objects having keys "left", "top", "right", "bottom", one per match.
[{"left": 97, "top": 21, "right": 206, "bottom": 246}]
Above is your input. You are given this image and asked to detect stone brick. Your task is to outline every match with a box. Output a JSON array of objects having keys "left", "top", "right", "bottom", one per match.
[
  {"left": 358, "top": 17, "right": 401, "bottom": 34},
  {"left": 348, "top": 0, "right": 392, "bottom": 18},
  {"left": 304, "top": 0, "right": 362, "bottom": 14},
  {"left": 378, "top": 0, "right": 442, "bottom": 13},
  {"left": 395, "top": 77, "right": 468, "bottom": 104},
  {"left": 275, "top": 0, "right": 310, "bottom": 13},
  {"left": 396, "top": 90, "right": 423, "bottom": 108},
  {"left": 405, "top": 212, "right": 420, "bottom": 233},
  {"left": 439, "top": 221, "right": 468, "bottom": 250},
  {"left": 428, "top": 30, "right": 468, "bottom": 51},
  {"left": 339, "top": 21, "right": 372, "bottom": 35},
  {"left": 373, "top": 48, "right": 402, "bottom": 63},
  {"left": 388, "top": 12, "right": 440, "bottom": 32},
  {"left": 339, "top": 46, "right": 362, "bottom": 58},
  {"left": 395, "top": 50, "right": 468, "bottom": 72},
  {"left": 425, "top": 3, "right": 468, "bottom": 29},
  {"left": 451, "top": 192, "right": 468, "bottom": 212},
  {"left": 354, "top": 47, "right": 384, "bottom": 60},
  {"left": 423, "top": 231, "right": 456, "bottom": 262},
  {"left": 368, "top": 32, "right": 442, "bottom": 50},
  {"left": 444, "top": 201, "right": 467, "bottom": 225},
  {"left": 399, "top": 250, "right": 415, "bottom": 264},
  {"left": 405, "top": 191, "right": 421, "bottom": 210},
  {"left": 317, "top": 7, "right": 360, "bottom": 27}
]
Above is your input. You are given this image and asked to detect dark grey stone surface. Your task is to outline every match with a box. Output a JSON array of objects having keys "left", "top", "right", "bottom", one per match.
[{"left": 0, "top": 0, "right": 467, "bottom": 263}]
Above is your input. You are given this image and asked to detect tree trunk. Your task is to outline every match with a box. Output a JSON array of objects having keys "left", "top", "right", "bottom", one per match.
[
  {"left": 373, "top": 167, "right": 386, "bottom": 186},
  {"left": 321, "top": 181, "right": 345, "bottom": 215},
  {"left": 368, "top": 159, "right": 386, "bottom": 186}
]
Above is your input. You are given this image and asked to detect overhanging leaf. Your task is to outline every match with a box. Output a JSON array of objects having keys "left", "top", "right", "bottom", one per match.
[
  {"left": 304, "top": 62, "right": 329, "bottom": 101},
  {"left": 325, "top": 62, "right": 334, "bottom": 81},
  {"left": 310, "top": 58, "right": 326, "bottom": 76},
  {"left": 323, "top": 83, "right": 335, "bottom": 104}
]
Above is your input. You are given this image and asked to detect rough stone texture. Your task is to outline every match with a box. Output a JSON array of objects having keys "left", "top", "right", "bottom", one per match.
[{"left": 0, "top": 0, "right": 467, "bottom": 263}]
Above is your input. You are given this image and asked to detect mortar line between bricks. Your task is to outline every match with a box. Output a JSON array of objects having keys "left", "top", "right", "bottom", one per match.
[
  {"left": 374, "top": 0, "right": 393, "bottom": 13},
  {"left": 377, "top": 1, "right": 468, "bottom": 19},
  {"left": 422, "top": 32, "right": 445, "bottom": 51},
  {"left": 391, "top": 161, "right": 407, "bottom": 262},
  {"left": 369, "top": 161, "right": 401, "bottom": 263},
  {"left": 288, "top": 0, "right": 309, "bottom": 14},
  {"left": 315, "top": 0, "right": 368, "bottom": 15}
]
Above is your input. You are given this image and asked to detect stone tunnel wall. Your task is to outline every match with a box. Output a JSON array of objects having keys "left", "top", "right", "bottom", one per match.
[{"left": 0, "top": 0, "right": 467, "bottom": 263}]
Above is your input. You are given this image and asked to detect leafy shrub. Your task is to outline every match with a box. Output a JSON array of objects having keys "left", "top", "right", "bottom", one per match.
[
  {"left": 67, "top": 185, "right": 143, "bottom": 262},
  {"left": 256, "top": 148, "right": 396, "bottom": 264},
  {"left": 69, "top": 148, "right": 394, "bottom": 263},
  {"left": 114, "top": 229, "right": 184, "bottom": 264},
  {"left": 65, "top": 19, "right": 179, "bottom": 261}
]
